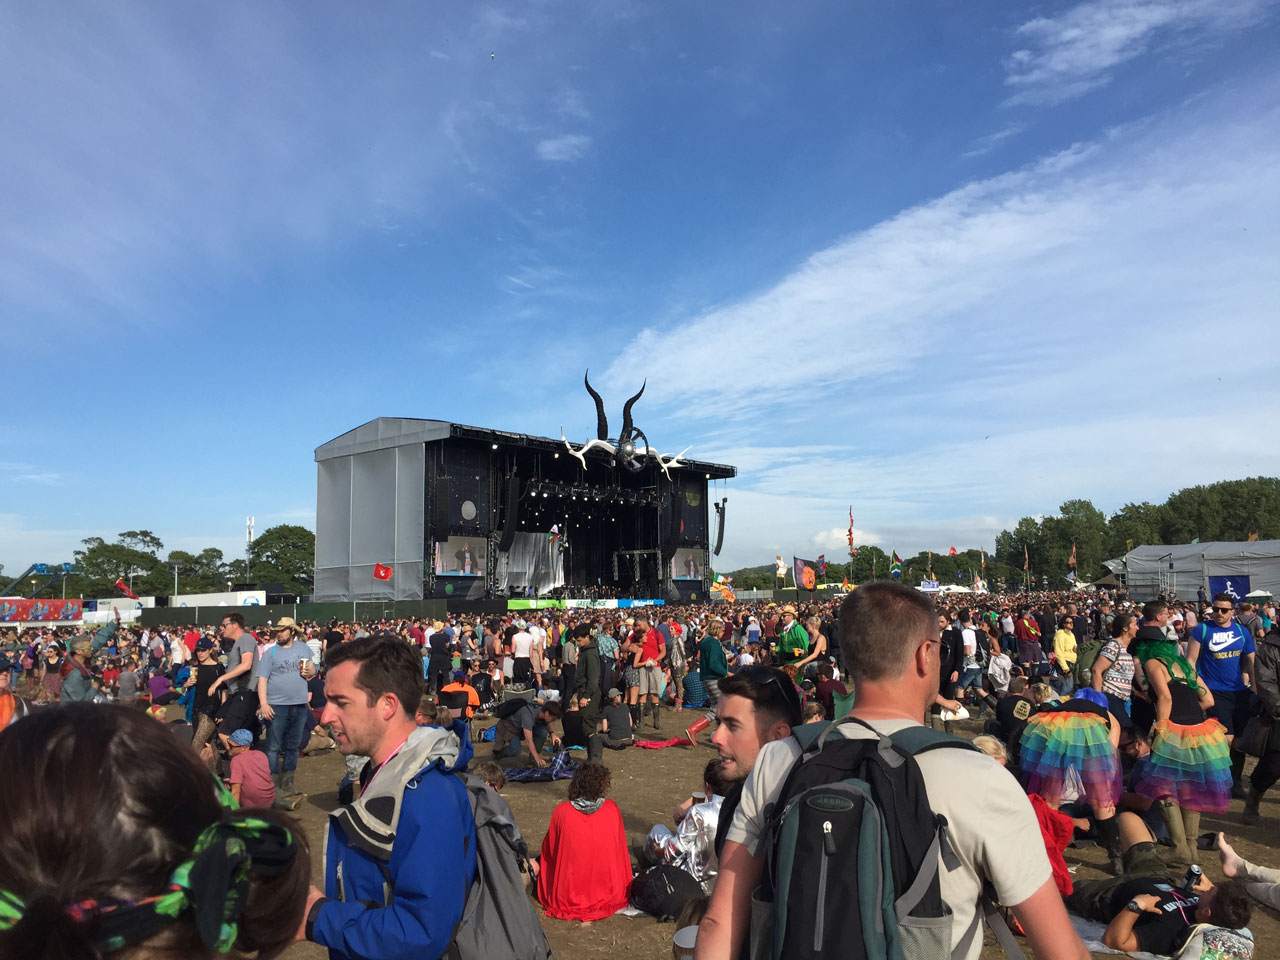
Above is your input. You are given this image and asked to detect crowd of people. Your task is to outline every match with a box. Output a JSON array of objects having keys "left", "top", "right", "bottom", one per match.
[{"left": 0, "top": 582, "right": 1276, "bottom": 959}]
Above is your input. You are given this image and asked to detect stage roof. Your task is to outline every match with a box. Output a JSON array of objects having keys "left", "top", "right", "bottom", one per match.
[{"left": 316, "top": 417, "right": 737, "bottom": 479}]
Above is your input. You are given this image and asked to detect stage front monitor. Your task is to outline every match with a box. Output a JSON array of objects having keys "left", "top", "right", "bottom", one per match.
[
  {"left": 435, "top": 537, "right": 486, "bottom": 577},
  {"left": 671, "top": 547, "right": 705, "bottom": 581}
]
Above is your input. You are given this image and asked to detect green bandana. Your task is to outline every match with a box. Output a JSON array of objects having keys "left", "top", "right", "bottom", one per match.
[{"left": 0, "top": 776, "right": 297, "bottom": 953}]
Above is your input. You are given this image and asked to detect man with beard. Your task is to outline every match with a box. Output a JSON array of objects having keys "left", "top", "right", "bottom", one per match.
[{"left": 709, "top": 665, "right": 802, "bottom": 860}]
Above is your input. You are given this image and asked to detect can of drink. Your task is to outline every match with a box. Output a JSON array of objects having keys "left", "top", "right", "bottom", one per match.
[{"left": 1182, "top": 864, "right": 1202, "bottom": 892}]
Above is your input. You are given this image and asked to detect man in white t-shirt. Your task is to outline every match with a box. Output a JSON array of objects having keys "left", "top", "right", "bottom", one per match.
[
  {"left": 695, "top": 581, "right": 1088, "bottom": 960},
  {"left": 511, "top": 621, "right": 535, "bottom": 685}
]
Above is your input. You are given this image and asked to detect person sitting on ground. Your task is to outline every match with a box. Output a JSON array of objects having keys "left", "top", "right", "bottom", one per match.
[
  {"left": 646, "top": 759, "right": 730, "bottom": 882},
  {"left": 440, "top": 670, "right": 480, "bottom": 719},
  {"left": 492, "top": 697, "right": 563, "bottom": 767},
  {"left": 1217, "top": 832, "right": 1280, "bottom": 911},
  {"left": 801, "top": 700, "right": 826, "bottom": 724},
  {"left": 536, "top": 763, "right": 632, "bottom": 923},
  {"left": 0, "top": 703, "right": 309, "bottom": 960},
  {"left": 414, "top": 694, "right": 437, "bottom": 726},
  {"left": 470, "top": 760, "right": 508, "bottom": 792},
  {"left": 1068, "top": 812, "right": 1254, "bottom": 956},
  {"left": 991, "top": 676, "right": 1035, "bottom": 761},
  {"left": 227, "top": 727, "right": 277, "bottom": 809},
  {"left": 601, "top": 687, "right": 635, "bottom": 749},
  {"left": 560, "top": 693, "right": 588, "bottom": 749}
]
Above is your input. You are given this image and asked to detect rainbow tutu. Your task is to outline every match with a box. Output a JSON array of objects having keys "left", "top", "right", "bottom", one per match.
[
  {"left": 1019, "top": 711, "right": 1122, "bottom": 809},
  {"left": 1133, "top": 718, "right": 1232, "bottom": 813}
]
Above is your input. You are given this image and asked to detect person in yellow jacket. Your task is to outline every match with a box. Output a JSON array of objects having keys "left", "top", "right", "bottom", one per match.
[{"left": 1053, "top": 617, "right": 1079, "bottom": 692}]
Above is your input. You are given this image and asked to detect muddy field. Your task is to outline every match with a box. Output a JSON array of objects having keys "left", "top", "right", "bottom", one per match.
[{"left": 283, "top": 716, "right": 1279, "bottom": 959}]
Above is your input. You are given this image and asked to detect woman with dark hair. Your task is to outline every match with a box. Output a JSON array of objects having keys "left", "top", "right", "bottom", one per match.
[
  {"left": 0, "top": 703, "right": 309, "bottom": 960},
  {"left": 536, "top": 763, "right": 631, "bottom": 922},
  {"left": 1089, "top": 613, "right": 1139, "bottom": 712}
]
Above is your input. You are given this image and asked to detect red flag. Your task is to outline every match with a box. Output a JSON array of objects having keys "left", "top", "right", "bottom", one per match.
[
  {"left": 1023, "top": 545, "right": 1029, "bottom": 571},
  {"left": 842, "top": 576, "right": 850, "bottom": 591},
  {"left": 1069, "top": 543, "right": 1077, "bottom": 568},
  {"left": 947, "top": 546, "right": 957, "bottom": 556},
  {"left": 373, "top": 563, "right": 394, "bottom": 581},
  {"left": 981, "top": 549, "right": 986, "bottom": 570},
  {"left": 114, "top": 577, "right": 139, "bottom": 600}
]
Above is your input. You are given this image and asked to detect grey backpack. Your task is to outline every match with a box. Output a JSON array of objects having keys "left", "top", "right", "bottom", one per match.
[{"left": 446, "top": 773, "right": 551, "bottom": 960}]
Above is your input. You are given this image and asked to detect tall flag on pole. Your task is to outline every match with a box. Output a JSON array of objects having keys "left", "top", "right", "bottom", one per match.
[
  {"left": 847, "top": 507, "right": 855, "bottom": 554},
  {"left": 947, "top": 546, "right": 958, "bottom": 556},
  {"left": 114, "top": 577, "right": 139, "bottom": 600},
  {"left": 842, "top": 576, "right": 850, "bottom": 591},
  {"left": 711, "top": 574, "right": 736, "bottom": 602},
  {"left": 548, "top": 524, "right": 561, "bottom": 545},
  {"left": 817, "top": 554, "right": 827, "bottom": 577},
  {"left": 1248, "top": 531, "right": 1259, "bottom": 542},
  {"left": 775, "top": 555, "right": 787, "bottom": 579},
  {"left": 373, "top": 563, "right": 393, "bottom": 581},
  {"left": 981, "top": 549, "right": 986, "bottom": 571},
  {"left": 1023, "top": 545, "right": 1029, "bottom": 571},
  {"left": 890, "top": 552, "right": 902, "bottom": 580},
  {"left": 1069, "top": 543, "right": 1077, "bottom": 568},
  {"left": 793, "top": 557, "right": 818, "bottom": 591}
]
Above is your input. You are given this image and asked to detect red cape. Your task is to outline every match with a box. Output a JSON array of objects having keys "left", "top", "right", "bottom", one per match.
[
  {"left": 1029, "top": 793, "right": 1076, "bottom": 896},
  {"left": 537, "top": 799, "right": 632, "bottom": 922}
]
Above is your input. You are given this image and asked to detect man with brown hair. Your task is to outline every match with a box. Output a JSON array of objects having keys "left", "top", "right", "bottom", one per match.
[{"left": 301, "top": 636, "right": 476, "bottom": 959}]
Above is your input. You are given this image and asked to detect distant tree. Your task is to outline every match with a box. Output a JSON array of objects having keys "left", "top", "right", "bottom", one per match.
[{"left": 248, "top": 525, "right": 315, "bottom": 594}]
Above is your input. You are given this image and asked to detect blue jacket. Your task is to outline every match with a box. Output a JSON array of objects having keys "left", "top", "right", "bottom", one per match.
[{"left": 314, "top": 720, "right": 477, "bottom": 960}]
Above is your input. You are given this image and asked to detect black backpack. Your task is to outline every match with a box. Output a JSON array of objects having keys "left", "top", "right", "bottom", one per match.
[
  {"left": 751, "top": 717, "right": 1025, "bottom": 960},
  {"left": 630, "top": 864, "right": 704, "bottom": 921}
]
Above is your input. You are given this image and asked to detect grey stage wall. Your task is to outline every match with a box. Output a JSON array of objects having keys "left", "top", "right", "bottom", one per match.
[{"left": 314, "top": 424, "right": 428, "bottom": 602}]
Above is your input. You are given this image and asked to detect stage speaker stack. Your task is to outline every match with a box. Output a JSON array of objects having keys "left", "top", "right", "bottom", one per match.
[
  {"left": 713, "top": 497, "right": 726, "bottom": 556},
  {"left": 496, "top": 472, "right": 521, "bottom": 553},
  {"left": 662, "top": 491, "right": 683, "bottom": 564},
  {"left": 434, "top": 477, "right": 451, "bottom": 531}
]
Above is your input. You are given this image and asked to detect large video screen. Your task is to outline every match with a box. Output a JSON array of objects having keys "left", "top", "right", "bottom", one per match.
[
  {"left": 434, "top": 537, "right": 485, "bottom": 576},
  {"left": 671, "top": 547, "right": 704, "bottom": 581}
]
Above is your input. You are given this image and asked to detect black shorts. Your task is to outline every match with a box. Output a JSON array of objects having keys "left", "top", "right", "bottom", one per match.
[
  {"left": 218, "top": 689, "right": 257, "bottom": 734},
  {"left": 1207, "top": 689, "right": 1253, "bottom": 738}
]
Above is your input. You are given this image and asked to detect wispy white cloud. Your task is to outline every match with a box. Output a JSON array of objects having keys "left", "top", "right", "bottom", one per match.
[
  {"left": 535, "top": 133, "right": 593, "bottom": 162},
  {"left": 962, "top": 123, "right": 1025, "bottom": 158},
  {"left": 616, "top": 85, "right": 1280, "bottom": 569},
  {"left": 1003, "top": 0, "right": 1275, "bottom": 105},
  {"left": 0, "top": 462, "right": 65, "bottom": 486}
]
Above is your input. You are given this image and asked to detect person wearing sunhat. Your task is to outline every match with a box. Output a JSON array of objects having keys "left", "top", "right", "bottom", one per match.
[
  {"left": 60, "top": 608, "right": 121, "bottom": 704},
  {"left": 253, "top": 616, "right": 315, "bottom": 803},
  {"left": 775, "top": 604, "right": 809, "bottom": 666}
]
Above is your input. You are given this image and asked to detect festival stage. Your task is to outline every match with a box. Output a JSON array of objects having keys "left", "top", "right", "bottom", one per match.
[{"left": 313, "top": 412, "right": 735, "bottom": 604}]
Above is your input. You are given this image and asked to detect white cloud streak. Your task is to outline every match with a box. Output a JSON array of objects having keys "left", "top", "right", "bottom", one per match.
[
  {"left": 1003, "top": 0, "right": 1275, "bottom": 105},
  {"left": 535, "top": 133, "right": 593, "bottom": 162},
  {"left": 616, "top": 86, "right": 1280, "bottom": 569}
]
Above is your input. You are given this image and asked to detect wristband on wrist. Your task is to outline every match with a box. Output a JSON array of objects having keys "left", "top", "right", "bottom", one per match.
[{"left": 306, "top": 896, "right": 331, "bottom": 941}]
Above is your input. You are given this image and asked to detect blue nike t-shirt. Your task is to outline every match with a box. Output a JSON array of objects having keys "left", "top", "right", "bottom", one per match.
[{"left": 1191, "top": 622, "right": 1255, "bottom": 692}]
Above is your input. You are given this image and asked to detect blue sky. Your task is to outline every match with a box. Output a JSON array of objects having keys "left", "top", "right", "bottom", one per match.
[{"left": 3, "top": 0, "right": 1279, "bottom": 577}]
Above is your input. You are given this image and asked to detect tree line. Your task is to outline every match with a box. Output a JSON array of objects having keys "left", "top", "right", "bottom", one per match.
[
  {"left": 12, "top": 525, "right": 316, "bottom": 599},
  {"left": 722, "top": 476, "right": 1280, "bottom": 591}
]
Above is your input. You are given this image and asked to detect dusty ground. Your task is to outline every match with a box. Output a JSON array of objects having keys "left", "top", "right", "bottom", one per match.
[{"left": 283, "top": 715, "right": 1279, "bottom": 959}]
